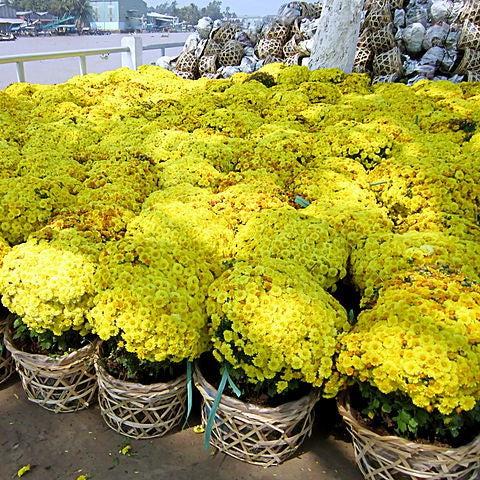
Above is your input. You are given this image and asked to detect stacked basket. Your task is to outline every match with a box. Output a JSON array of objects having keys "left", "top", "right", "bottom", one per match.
[{"left": 456, "top": 1, "right": 480, "bottom": 81}]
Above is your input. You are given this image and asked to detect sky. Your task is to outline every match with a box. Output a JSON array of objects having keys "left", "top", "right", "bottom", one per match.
[{"left": 145, "top": 0, "right": 282, "bottom": 17}]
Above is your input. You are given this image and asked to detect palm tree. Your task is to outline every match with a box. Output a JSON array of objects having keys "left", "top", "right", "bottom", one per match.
[{"left": 58, "top": 0, "right": 93, "bottom": 31}]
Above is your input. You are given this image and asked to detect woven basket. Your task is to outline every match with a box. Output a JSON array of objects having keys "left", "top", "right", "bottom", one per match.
[
  {"left": 369, "top": 23, "right": 396, "bottom": 53},
  {"left": 365, "top": 7, "right": 392, "bottom": 31},
  {"left": 265, "top": 22, "right": 291, "bottom": 42},
  {"left": 4, "top": 326, "right": 97, "bottom": 413},
  {"left": 96, "top": 361, "right": 187, "bottom": 440},
  {"left": 455, "top": 48, "right": 480, "bottom": 74},
  {"left": 204, "top": 40, "right": 223, "bottom": 57},
  {"left": 458, "top": 21, "right": 480, "bottom": 51},
  {"left": 174, "top": 70, "right": 196, "bottom": 80},
  {"left": 199, "top": 55, "right": 218, "bottom": 75},
  {"left": 194, "top": 367, "right": 319, "bottom": 467},
  {"left": 212, "top": 24, "right": 238, "bottom": 44},
  {"left": 460, "top": 0, "right": 480, "bottom": 25},
  {"left": 338, "top": 394, "right": 480, "bottom": 480},
  {"left": 354, "top": 46, "right": 374, "bottom": 73},
  {"left": 0, "top": 319, "right": 15, "bottom": 385},
  {"left": 301, "top": 2, "right": 323, "bottom": 19},
  {"left": 373, "top": 47, "right": 403, "bottom": 76},
  {"left": 175, "top": 51, "right": 199, "bottom": 74},
  {"left": 283, "top": 34, "right": 304, "bottom": 57},
  {"left": 218, "top": 40, "right": 244, "bottom": 67},
  {"left": 467, "top": 71, "right": 480, "bottom": 81},
  {"left": 285, "top": 54, "right": 304, "bottom": 66},
  {"left": 257, "top": 38, "right": 285, "bottom": 59}
]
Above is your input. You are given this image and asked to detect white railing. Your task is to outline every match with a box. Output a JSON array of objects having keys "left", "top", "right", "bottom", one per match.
[{"left": 0, "top": 36, "right": 184, "bottom": 83}]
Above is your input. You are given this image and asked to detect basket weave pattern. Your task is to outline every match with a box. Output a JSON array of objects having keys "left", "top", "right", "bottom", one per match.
[
  {"left": 458, "top": 21, "right": 480, "bottom": 50},
  {"left": 96, "top": 362, "right": 187, "bottom": 439},
  {"left": 195, "top": 367, "right": 319, "bottom": 467},
  {"left": 338, "top": 395, "right": 480, "bottom": 480},
  {"left": 0, "top": 320, "right": 15, "bottom": 385},
  {"left": 4, "top": 327, "right": 97, "bottom": 413}
]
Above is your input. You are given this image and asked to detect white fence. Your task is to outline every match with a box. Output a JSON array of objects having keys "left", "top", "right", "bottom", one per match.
[{"left": 0, "top": 36, "right": 184, "bottom": 83}]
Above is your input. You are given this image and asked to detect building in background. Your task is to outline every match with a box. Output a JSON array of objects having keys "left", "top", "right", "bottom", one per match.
[
  {"left": 90, "top": 0, "right": 147, "bottom": 32},
  {"left": 146, "top": 12, "right": 177, "bottom": 31},
  {"left": 0, "top": 2, "right": 23, "bottom": 33}
]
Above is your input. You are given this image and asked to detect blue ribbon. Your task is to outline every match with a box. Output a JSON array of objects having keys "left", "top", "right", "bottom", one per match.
[
  {"left": 204, "top": 366, "right": 241, "bottom": 449},
  {"left": 294, "top": 195, "right": 311, "bottom": 208},
  {"left": 183, "top": 361, "right": 193, "bottom": 429}
]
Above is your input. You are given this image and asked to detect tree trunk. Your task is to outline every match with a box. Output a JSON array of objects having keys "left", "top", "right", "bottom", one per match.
[{"left": 309, "top": 0, "right": 365, "bottom": 73}]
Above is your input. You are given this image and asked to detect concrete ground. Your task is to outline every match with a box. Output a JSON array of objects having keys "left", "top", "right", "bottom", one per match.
[{"left": 0, "top": 377, "right": 363, "bottom": 480}]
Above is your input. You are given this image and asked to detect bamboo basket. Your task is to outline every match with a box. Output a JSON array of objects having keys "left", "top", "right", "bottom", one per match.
[
  {"left": 458, "top": 21, "right": 480, "bottom": 50},
  {"left": 373, "top": 47, "right": 403, "bottom": 76},
  {"left": 96, "top": 361, "right": 187, "bottom": 439},
  {"left": 4, "top": 326, "right": 97, "bottom": 413},
  {"left": 0, "top": 319, "right": 15, "bottom": 385},
  {"left": 460, "top": 0, "right": 480, "bottom": 25},
  {"left": 467, "top": 71, "right": 480, "bottom": 81},
  {"left": 369, "top": 24, "right": 396, "bottom": 53},
  {"left": 455, "top": 48, "right": 480, "bottom": 74},
  {"left": 194, "top": 367, "right": 319, "bottom": 467},
  {"left": 338, "top": 394, "right": 480, "bottom": 480}
]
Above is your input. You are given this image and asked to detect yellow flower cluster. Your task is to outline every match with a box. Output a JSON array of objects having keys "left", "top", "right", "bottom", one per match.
[
  {"left": 335, "top": 272, "right": 480, "bottom": 414},
  {"left": 207, "top": 262, "right": 349, "bottom": 392},
  {"left": 235, "top": 205, "right": 348, "bottom": 290}
]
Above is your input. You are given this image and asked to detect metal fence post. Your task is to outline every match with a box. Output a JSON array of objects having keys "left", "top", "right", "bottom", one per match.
[
  {"left": 121, "top": 36, "right": 143, "bottom": 70},
  {"left": 16, "top": 62, "right": 25, "bottom": 82},
  {"left": 79, "top": 56, "right": 87, "bottom": 75}
]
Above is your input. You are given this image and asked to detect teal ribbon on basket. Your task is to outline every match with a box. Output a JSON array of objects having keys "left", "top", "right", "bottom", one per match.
[
  {"left": 204, "top": 366, "right": 241, "bottom": 450},
  {"left": 183, "top": 361, "right": 193, "bottom": 429}
]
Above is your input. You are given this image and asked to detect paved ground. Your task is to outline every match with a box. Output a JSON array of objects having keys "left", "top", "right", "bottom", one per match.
[{"left": 0, "top": 377, "right": 363, "bottom": 480}]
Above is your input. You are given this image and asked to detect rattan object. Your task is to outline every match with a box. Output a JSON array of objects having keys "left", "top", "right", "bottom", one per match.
[
  {"left": 338, "top": 394, "right": 480, "bottom": 480},
  {"left": 460, "top": 0, "right": 480, "bottom": 25},
  {"left": 285, "top": 54, "right": 304, "bottom": 66},
  {"left": 174, "top": 70, "right": 196, "bottom": 80},
  {"left": 0, "top": 320, "right": 15, "bottom": 385},
  {"left": 199, "top": 55, "right": 218, "bottom": 75},
  {"left": 96, "top": 362, "right": 187, "bottom": 440},
  {"left": 365, "top": 6, "right": 392, "bottom": 31},
  {"left": 175, "top": 52, "right": 199, "bottom": 74},
  {"left": 265, "top": 21, "right": 291, "bottom": 42},
  {"left": 467, "top": 70, "right": 480, "bottom": 81},
  {"left": 218, "top": 40, "right": 244, "bottom": 67},
  {"left": 455, "top": 48, "right": 480, "bottom": 74},
  {"left": 195, "top": 367, "right": 319, "bottom": 467},
  {"left": 458, "top": 21, "right": 480, "bottom": 51},
  {"left": 203, "top": 39, "right": 223, "bottom": 56},
  {"left": 4, "top": 326, "right": 97, "bottom": 413},
  {"left": 354, "top": 47, "right": 374, "bottom": 73},
  {"left": 369, "top": 23, "right": 396, "bottom": 53},
  {"left": 283, "top": 34, "right": 304, "bottom": 57},
  {"left": 257, "top": 38, "right": 285, "bottom": 59},
  {"left": 212, "top": 23, "right": 239, "bottom": 44},
  {"left": 373, "top": 47, "right": 403, "bottom": 76}
]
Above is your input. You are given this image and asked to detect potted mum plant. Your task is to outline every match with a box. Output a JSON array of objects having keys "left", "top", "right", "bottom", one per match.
[
  {"left": 336, "top": 272, "right": 480, "bottom": 480},
  {"left": 199, "top": 261, "right": 350, "bottom": 466}
]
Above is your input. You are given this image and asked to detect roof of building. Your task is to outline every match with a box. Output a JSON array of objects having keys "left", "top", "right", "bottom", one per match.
[
  {"left": 147, "top": 12, "right": 176, "bottom": 20},
  {"left": 0, "top": 17, "right": 24, "bottom": 24}
]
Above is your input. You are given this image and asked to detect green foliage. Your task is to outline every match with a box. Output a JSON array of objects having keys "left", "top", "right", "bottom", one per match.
[
  {"left": 149, "top": 0, "right": 235, "bottom": 24},
  {"left": 357, "top": 382, "right": 480, "bottom": 446}
]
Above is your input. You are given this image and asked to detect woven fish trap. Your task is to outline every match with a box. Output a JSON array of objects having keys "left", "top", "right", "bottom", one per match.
[
  {"left": 265, "top": 22, "right": 291, "bottom": 42},
  {"left": 175, "top": 52, "right": 199, "bottom": 74},
  {"left": 369, "top": 23, "right": 396, "bottom": 53},
  {"left": 372, "top": 73, "right": 400, "bottom": 83},
  {"left": 257, "top": 38, "right": 285, "bottom": 59},
  {"left": 96, "top": 362, "right": 187, "bottom": 440},
  {"left": 0, "top": 320, "right": 15, "bottom": 385},
  {"left": 194, "top": 367, "right": 319, "bottom": 467},
  {"left": 365, "top": 6, "right": 393, "bottom": 31},
  {"left": 218, "top": 40, "right": 244, "bottom": 67},
  {"left": 283, "top": 34, "right": 304, "bottom": 57},
  {"left": 338, "top": 394, "right": 480, "bottom": 480},
  {"left": 354, "top": 46, "right": 374, "bottom": 73},
  {"left": 174, "top": 70, "right": 196, "bottom": 80},
  {"left": 199, "top": 55, "right": 218, "bottom": 75},
  {"left": 212, "top": 23, "right": 239, "bottom": 44},
  {"left": 458, "top": 21, "right": 480, "bottom": 50},
  {"left": 300, "top": 2, "right": 323, "bottom": 19},
  {"left": 460, "top": 0, "right": 480, "bottom": 25},
  {"left": 373, "top": 47, "right": 403, "bottom": 76},
  {"left": 204, "top": 40, "right": 223, "bottom": 56},
  {"left": 285, "top": 54, "right": 304, "bottom": 66},
  {"left": 467, "top": 70, "right": 480, "bottom": 81},
  {"left": 4, "top": 326, "right": 97, "bottom": 413},
  {"left": 455, "top": 48, "right": 480, "bottom": 74}
]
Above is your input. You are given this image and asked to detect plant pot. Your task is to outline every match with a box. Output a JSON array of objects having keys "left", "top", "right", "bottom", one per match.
[
  {"left": 0, "top": 319, "right": 15, "bottom": 386},
  {"left": 194, "top": 366, "right": 319, "bottom": 467},
  {"left": 95, "top": 360, "right": 187, "bottom": 439},
  {"left": 4, "top": 324, "right": 97, "bottom": 413},
  {"left": 338, "top": 393, "right": 480, "bottom": 480}
]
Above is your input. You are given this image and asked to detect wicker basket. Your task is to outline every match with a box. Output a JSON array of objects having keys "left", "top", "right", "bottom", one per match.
[
  {"left": 338, "top": 394, "right": 480, "bottom": 480},
  {"left": 175, "top": 51, "right": 199, "bottom": 74},
  {"left": 212, "top": 24, "right": 238, "bottom": 44},
  {"left": 0, "top": 319, "right": 15, "bottom": 385},
  {"left": 199, "top": 55, "right": 218, "bottom": 75},
  {"left": 257, "top": 38, "right": 285, "bottom": 59},
  {"left": 369, "top": 23, "right": 396, "bottom": 53},
  {"left": 285, "top": 54, "right": 304, "bottom": 66},
  {"left": 265, "top": 22, "right": 291, "bottom": 43},
  {"left": 194, "top": 367, "right": 319, "bottom": 467},
  {"left": 467, "top": 71, "right": 480, "bottom": 81},
  {"left": 354, "top": 46, "right": 374, "bottom": 73},
  {"left": 4, "top": 326, "right": 97, "bottom": 413},
  {"left": 460, "top": 0, "right": 480, "bottom": 25},
  {"left": 218, "top": 40, "right": 244, "bottom": 67},
  {"left": 174, "top": 70, "right": 196, "bottom": 80},
  {"left": 283, "top": 34, "right": 303, "bottom": 57},
  {"left": 365, "top": 6, "right": 392, "bottom": 31},
  {"left": 373, "top": 47, "right": 403, "bottom": 76},
  {"left": 204, "top": 40, "right": 223, "bottom": 56},
  {"left": 96, "top": 361, "right": 187, "bottom": 440},
  {"left": 455, "top": 48, "right": 480, "bottom": 74},
  {"left": 459, "top": 21, "right": 480, "bottom": 50}
]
